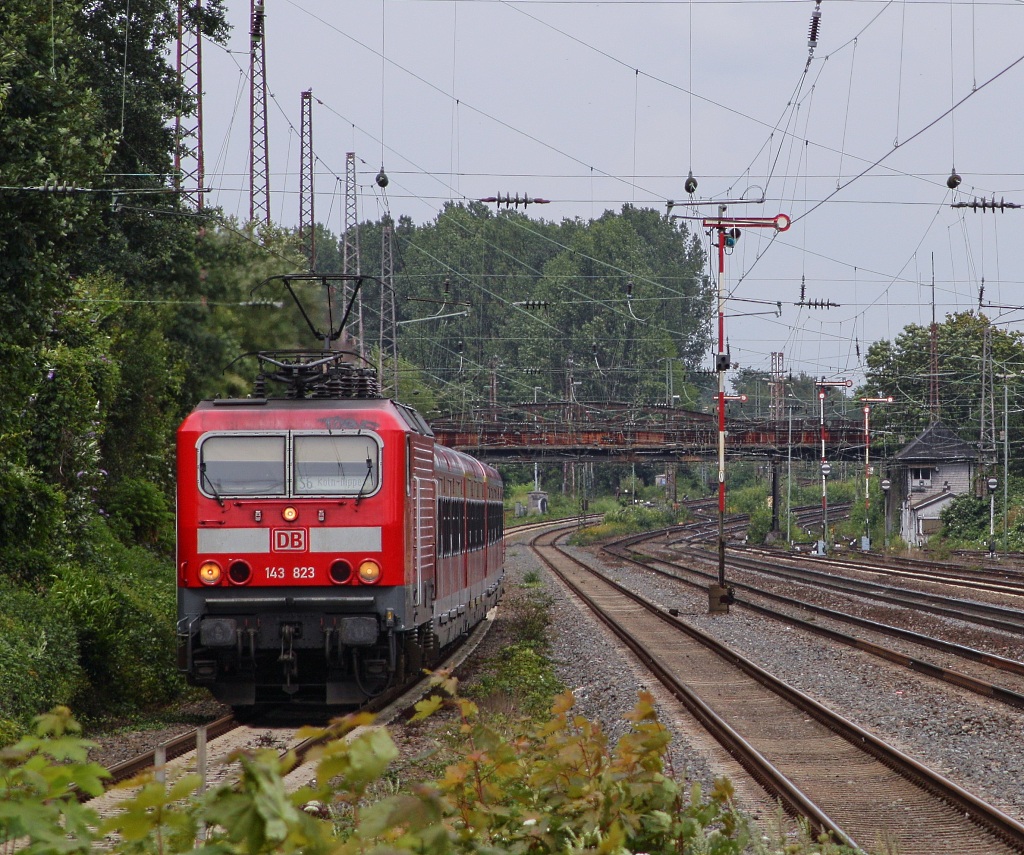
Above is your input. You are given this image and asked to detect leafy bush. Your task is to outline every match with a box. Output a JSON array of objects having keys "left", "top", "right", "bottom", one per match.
[
  {"left": 0, "top": 587, "right": 84, "bottom": 742},
  {"left": 3, "top": 697, "right": 860, "bottom": 855},
  {"left": 570, "top": 503, "right": 677, "bottom": 544},
  {"left": 0, "top": 463, "right": 66, "bottom": 584},
  {"left": 467, "top": 643, "right": 564, "bottom": 718},
  {"left": 104, "top": 477, "right": 174, "bottom": 551},
  {"left": 48, "top": 548, "right": 181, "bottom": 717},
  {"left": 466, "top": 587, "right": 561, "bottom": 717},
  {"left": 939, "top": 494, "right": 988, "bottom": 544}
]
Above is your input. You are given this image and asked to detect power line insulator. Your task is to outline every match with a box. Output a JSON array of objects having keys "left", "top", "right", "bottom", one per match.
[
  {"left": 479, "top": 193, "right": 550, "bottom": 209},
  {"left": 952, "top": 195, "right": 1021, "bottom": 212},
  {"left": 795, "top": 299, "right": 840, "bottom": 309},
  {"left": 808, "top": 5, "right": 821, "bottom": 47}
]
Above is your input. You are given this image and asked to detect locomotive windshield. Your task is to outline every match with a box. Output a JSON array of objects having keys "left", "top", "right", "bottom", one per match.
[
  {"left": 200, "top": 436, "right": 286, "bottom": 495},
  {"left": 293, "top": 435, "right": 379, "bottom": 495},
  {"left": 198, "top": 433, "right": 380, "bottom": 498}
]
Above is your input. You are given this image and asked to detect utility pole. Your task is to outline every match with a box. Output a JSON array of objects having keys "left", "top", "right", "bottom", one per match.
[
  {"left": 299, "top": 90, "right": 315, "bottom": 271},
  {"left": 928, "top": 254, "right": 940, "bottom": 421},
  {"left": 1005, "top": 378, "right": 1010, "bottom": 553},
  {"left": 881, "top": 477, "right": 892, "bottom": 549},
  {"left": 249, "top": 0, "right": 270, "bottom": 225},
  {"left": 987, "top": 476, "right": 998, "bottom": 558},
  {"left": 701, "top": 209, "right": 790, "bottom": 612},
  {"left": 979, "top": 324, "right": 998, "bottom": 468},
  {"left": 787, "top": 400, "right": 794, "bottom": 546},
  {"left": 534, "top": 386, "right": 541, "bottom": 491},
  {"left": 174, "top": 0, "right": 205, "bottom": 210}
]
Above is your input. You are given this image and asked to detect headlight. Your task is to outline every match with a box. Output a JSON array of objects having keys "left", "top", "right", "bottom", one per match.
[
  {"left": 282, "top": 506, "right": 298, "bottom": 522},
  {"left": 357, "top": 559, "right": 381, "bottom": 584},
  {"left": 199, "top": 561, "right": 223, "bottom": 585}
]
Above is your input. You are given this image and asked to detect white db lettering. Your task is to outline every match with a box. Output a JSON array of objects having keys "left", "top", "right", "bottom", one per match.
[{"left": 273, "top": 529, "right": 306, "bottom": 551}]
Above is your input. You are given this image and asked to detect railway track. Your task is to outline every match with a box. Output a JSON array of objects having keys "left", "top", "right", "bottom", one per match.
[
  {"left": 604, "top": 532, "right": 1024, "bottom": 711},
  {"left": 715, "top": 549, "right": 1024, "bottom": 635},
  {"left": 661, "top": 509, "right": 1024, "bottom": 635},
  {"left": 789, "top": 548, "right": 1024, "bottom": 599},
  {"left": 530, "top": 527, "right": 1024, "bottom": 853}
]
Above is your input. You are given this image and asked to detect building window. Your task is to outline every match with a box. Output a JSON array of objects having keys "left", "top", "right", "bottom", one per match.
[{"left": 910, "top": 467, "right": 932, "bottom": 489}]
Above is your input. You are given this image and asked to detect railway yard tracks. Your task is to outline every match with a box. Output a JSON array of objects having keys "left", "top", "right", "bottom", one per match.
[
  {"left": 530, "top": 524, "right": 1024, "bottom": 853},
  {"left": 605, "top": 537, "right": 1024, "bottom": 708},
  {"left": 39, "top": 509, "right": 1024, "bottom": 854}
]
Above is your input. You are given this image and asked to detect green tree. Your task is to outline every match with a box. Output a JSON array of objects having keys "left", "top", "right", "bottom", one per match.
[
  {"left": 509, "top": 208, "right": 709, "bottom": 406},
  {"left": 0, "top": 0, "right": 114, "bottom": 463},
  {"left": 862, "top": 312, "right": 1024, "bottom": 462}
]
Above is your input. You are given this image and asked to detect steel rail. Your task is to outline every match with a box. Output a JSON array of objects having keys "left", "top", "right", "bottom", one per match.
[{"left": 532, "top": 529, "right": 1024, "bottom": 853}]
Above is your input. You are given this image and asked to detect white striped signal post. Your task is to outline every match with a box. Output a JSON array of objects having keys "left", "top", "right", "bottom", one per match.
[
  {"left": 861, "top": 395, "right": 894, "bottom": 550},
  {"left": 816, "top": 378, "right": 852, "bottom": 555},
  {"left": 703, "top": 210, "right": 791, "bottom": 612}
]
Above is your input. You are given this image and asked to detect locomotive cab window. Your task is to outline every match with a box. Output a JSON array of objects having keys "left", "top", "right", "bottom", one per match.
[
  {"left": 197, "top": 432, "right": 381, "bottom": 498},
  {"left": 199, "top": 435, "right": 286, "bottom": 496},
  {"left": 293, "top": 435, "right": 380, "bottom": 495}
]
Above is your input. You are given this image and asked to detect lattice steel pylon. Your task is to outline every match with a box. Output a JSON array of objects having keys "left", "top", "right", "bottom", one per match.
[
  {"left": 379, "top": 219, "right": 398, "bottom": 396},
  {"left": 770, "top": 351, "right": 785, "bottom": 420},
  {"left": 299, "top": 90, "right": 315, "bottom": 272},
  {"left": 174, "top": 0, "right": 205, "bottom": 210},
  {"left": 928, "top": 259, "right": 940, "bottom": 422},
  {"left": 979, "top": 324, "right": 998, "bottom": 467},
  {"left": 249, "top": 0, "right": 270, "bottom": 225},
  {"left": 342, "top": 152, "right": 363, "bottom": 352}
]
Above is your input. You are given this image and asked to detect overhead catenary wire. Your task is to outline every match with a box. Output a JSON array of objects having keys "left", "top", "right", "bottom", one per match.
[{"left": 188, "top": 0, "right": 1024, "bottom": 390}]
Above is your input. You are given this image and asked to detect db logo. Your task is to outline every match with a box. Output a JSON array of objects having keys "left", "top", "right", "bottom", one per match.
[{"left": 273, "top": 529, "right": 307, "bottom": 551}]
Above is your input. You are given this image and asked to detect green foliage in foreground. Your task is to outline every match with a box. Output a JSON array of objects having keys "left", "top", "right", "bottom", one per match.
[{"left": 0, "top": 697, "right": 856, "bottom": 855}]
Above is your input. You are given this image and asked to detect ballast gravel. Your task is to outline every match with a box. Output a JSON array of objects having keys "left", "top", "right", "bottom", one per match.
[{"left": 543, "top": 538, "right": 1024, "bottom": 826}]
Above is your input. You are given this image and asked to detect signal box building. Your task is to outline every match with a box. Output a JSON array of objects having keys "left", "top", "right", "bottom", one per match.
[{"left": 893, "top": 420, "right": 977, "bottom": 547}]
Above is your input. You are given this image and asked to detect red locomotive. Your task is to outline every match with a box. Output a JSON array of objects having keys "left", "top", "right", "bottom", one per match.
[{"left": 176, "top": 276, "right": 504, "bottom": 705}]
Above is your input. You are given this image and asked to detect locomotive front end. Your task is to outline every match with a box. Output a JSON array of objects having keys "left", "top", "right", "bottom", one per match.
[{"left": 176, "top": 398, "right": 420, "bottom": 706}]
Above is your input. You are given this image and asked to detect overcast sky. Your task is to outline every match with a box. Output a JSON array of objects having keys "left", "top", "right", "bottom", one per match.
[{"left": 199, "top": 0, "right": 1024, "bottom": 390}]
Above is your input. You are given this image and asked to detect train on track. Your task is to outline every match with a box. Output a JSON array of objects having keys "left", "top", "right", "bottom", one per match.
[{"left": 175, "top": 275, "right": 505, "bottom": 706}]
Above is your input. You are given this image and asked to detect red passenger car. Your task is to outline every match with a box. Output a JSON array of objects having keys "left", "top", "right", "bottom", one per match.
[{"left": 176, "top": 351, "right": 504, "bottom": 705}]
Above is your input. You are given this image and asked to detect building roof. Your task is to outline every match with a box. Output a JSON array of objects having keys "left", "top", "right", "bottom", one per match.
[
  {"left": 894, "top": 420, "right": 977, "bottom": 463},
  {"left": 910, "top": 488, "right": 955, "bottom": 512}
]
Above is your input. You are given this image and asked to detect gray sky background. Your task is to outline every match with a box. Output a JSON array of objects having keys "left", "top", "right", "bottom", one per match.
[{"left": 200, "top": 0, "right": 1024, "bottom": 390}]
